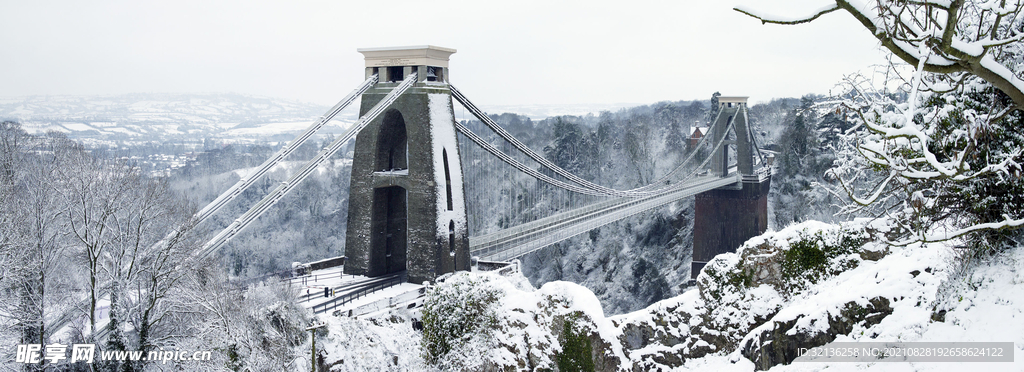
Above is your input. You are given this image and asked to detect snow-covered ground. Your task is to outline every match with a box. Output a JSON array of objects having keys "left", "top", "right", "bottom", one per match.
[
  {"left": 293, "top": 265, "right": 425, "bottom": 319},
  {"left": 669, "top": 221, "right": 1024, "bottom": 371},
  {"left": 304, "top": 221, "right": 1024, "bottom": 371}
]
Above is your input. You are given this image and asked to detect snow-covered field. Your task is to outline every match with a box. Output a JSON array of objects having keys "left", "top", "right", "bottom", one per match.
[{"left": 0, "top": 93, "right": 337, "bottom": 146}]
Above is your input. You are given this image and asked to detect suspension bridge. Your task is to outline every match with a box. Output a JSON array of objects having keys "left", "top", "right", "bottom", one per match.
[
  {"left": 49, "top": 45, "right": 773, "bottom": 330},
  {"left": 245, "top": 46, "right": 771, "bottom": 315}
]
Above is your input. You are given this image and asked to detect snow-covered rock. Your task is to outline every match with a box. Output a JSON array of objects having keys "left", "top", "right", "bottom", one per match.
[{"left": 309, "top": 220, "right": 1024, "bottom": 371}]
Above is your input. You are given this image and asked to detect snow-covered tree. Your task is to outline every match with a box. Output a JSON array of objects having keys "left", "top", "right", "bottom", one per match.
[
  {"left": 544, "top": 117, "right": 599, "bottom": 182},
  {"left": 58, "top": 151, "right": 143, "bottom": 343},
  {"left": 175, "top": 271, "right": 308, "bottom": 371},
  {"left": 736, "top": 1, "right": 1024, "bottom": 108},
  {"left": 107, "top": 177, "right": 200, "bottom": 369},
  {"left": 624, "top": 114, "right": 655, "bottom": 185},
  {"left": 772, "top": 97, "right": 822, "bottom": 226},
  {"left": 736, "top": 1, "right": 1024, "bottom": 252},
  {"left": 0, "top": 125, "right": 209, "bottom": 370},
  {"left": 769, "top": 95, "right": 850, "bottom": 227}
]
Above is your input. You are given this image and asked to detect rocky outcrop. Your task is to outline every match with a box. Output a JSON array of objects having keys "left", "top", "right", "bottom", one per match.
[
  {"left": 612, "top": 221, "right": 891, "bottom": 371},
  {"left": 417, "top": 221, "right": 909, "bottom": 371},
  {"left": 613, "top": 297, "right": 716, "bottom": 371},
  {"left": 611, "top": 251, "right": 785, "bottom": 371},
  {"left": 739, "top": 297, "right": 893, "bottom": 370}
]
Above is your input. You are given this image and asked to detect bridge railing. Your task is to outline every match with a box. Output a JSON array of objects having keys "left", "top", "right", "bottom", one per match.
[
  {"left": 469, "top": 172, "right": 726, "bottom": 251},
  {"left": 471, "top": 174, "right": 742, "bottom": 261},
  {"left": 472, "top": 174, "right": 718, "bottom": 244},
  {"left": 310, "top": 273, "right": 407, "bottom": 315},
  {"left": 228, "top": 267, "right": 295, "bottom": 289}
]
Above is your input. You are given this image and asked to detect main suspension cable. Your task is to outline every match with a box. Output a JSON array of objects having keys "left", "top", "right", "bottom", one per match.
[{"left": 451, "top": 85, "right": 732, "bottom": 195}]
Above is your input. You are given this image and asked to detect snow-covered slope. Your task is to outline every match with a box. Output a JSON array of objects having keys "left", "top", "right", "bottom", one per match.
[
  {"left": 617, "top": 220, "right": 1023, "bottom": 371},
  {"left": 306, "top": 220, "right": 1024, "bottom": 371},
  {"left": 757, "top": 232, "right": 1024, "bottom": 371}
]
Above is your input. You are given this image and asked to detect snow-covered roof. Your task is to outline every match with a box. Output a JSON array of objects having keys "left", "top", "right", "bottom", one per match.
[
  {"left": 357, "top": 45, "right": 457, "bottom": 68},
  {"left": 690, "top": 126, "right": 708, "bottom": 136},
  {"left": 718, "top": 96, "right": 749, "bottom": 103}
]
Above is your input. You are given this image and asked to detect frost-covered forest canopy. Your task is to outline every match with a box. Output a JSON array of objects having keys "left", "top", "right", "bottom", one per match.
[{"left": 4, "top": 0, "right": 1024, "bottom": 370}]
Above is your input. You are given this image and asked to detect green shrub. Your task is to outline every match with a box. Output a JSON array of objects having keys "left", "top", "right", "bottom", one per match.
[
  {"left": 783, "top": 239, "right": 827, "bottom": 279},
  {"left": 557, "top": 313, "right": 595, "bottom": 372},
  {"left": 421, "top": 274, "right": 502, "bottom": 364},
  {"left": 781, "top": 229, "right": 865, "bottom": 290}
]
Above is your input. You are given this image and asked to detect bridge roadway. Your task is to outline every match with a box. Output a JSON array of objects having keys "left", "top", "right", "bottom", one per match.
[{"left": 470, "top": 172, "right": 743, "bottom": 262}]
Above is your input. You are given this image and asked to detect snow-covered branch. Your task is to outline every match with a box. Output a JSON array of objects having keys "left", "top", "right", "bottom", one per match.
[
  {"left": 736, "top": 0, "right": 1024, "bottom": 109},
  {"left": 826, "top": 63, "right": 1024, "bottom": 248},
  {"left": 892, "top": 215, "right": 1024, "bottom": 245},
  {"left": 733, "top": 4, "right": 840, "bottom": 25}
]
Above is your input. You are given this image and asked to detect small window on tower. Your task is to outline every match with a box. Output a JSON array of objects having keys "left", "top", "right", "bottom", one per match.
[
  {"left": 426, "top": 66, "right": 444, "bottom": 82},
  {"left": 448, "top": 220, "right": 455, "bottom": 256},
  {"left": 387, "top": 66, "right": 404, "bottom": 82}
]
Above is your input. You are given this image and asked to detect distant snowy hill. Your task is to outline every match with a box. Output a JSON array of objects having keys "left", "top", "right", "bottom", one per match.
[
  {"left": 0, "top": 93, "right": 347, "bottom": 146},
  {"left": 469, "top": 102, "right": 642, "bottom": 121},
  {"left": 0, "top": 94, "right": 643, "bottom": 146}
]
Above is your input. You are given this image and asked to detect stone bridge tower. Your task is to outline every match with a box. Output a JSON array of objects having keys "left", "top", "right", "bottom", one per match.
[
  {"left": 344, "top": 46, "right": 470, "bottom": 284},
  {"left": 692, "top": 96, "right": 772, "bottom": 278}
]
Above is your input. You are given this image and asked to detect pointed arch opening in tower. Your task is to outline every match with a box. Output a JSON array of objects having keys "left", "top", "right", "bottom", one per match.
[
  {"left": 370, "top": 186, "right": 407, "bottom": 275},
  {"left": 442, "top": 148, "right": 453, "bottom": 211},
  {"left": 377, "top": 109, "right": 408, "bottom": 172}
]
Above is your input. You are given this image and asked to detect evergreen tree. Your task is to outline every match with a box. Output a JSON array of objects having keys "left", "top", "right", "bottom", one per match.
[
  {"left": 544, "top": 117, "right": 598, "bottom": 180},
  {"left": 772, "top": 96, "right": 820, "bottom": 226},
  {"left": 705, "top": 92, "right": 722, "bottom": 123},
  {"left": 657, "top": 103, "right": 687, "bottom": 154}
]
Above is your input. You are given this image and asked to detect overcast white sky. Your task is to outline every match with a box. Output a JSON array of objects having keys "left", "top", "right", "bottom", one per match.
[{"left": 0, "top": 0, "right": 890, "bottom": 107}]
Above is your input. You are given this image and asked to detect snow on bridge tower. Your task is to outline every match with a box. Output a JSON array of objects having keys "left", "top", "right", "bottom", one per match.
[
  {"left": 692, "top": 96, "right": 771, "bottom": 278},
  {"left": 344, "top": 46, "right": 470, "bottom": 284}
]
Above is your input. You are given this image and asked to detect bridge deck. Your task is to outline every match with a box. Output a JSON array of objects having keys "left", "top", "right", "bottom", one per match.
[{"left": 470, "top": 173, "right": 741, "bottom": 262}]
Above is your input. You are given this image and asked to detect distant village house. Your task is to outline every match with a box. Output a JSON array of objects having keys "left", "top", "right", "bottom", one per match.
[{"left": 689, "top": 125, "right": 708, "bottom": 147}]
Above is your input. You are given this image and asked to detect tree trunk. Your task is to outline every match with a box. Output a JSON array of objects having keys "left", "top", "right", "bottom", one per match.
[{"left": 89, "top": 261, "right": 97, "bottom": 344}]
